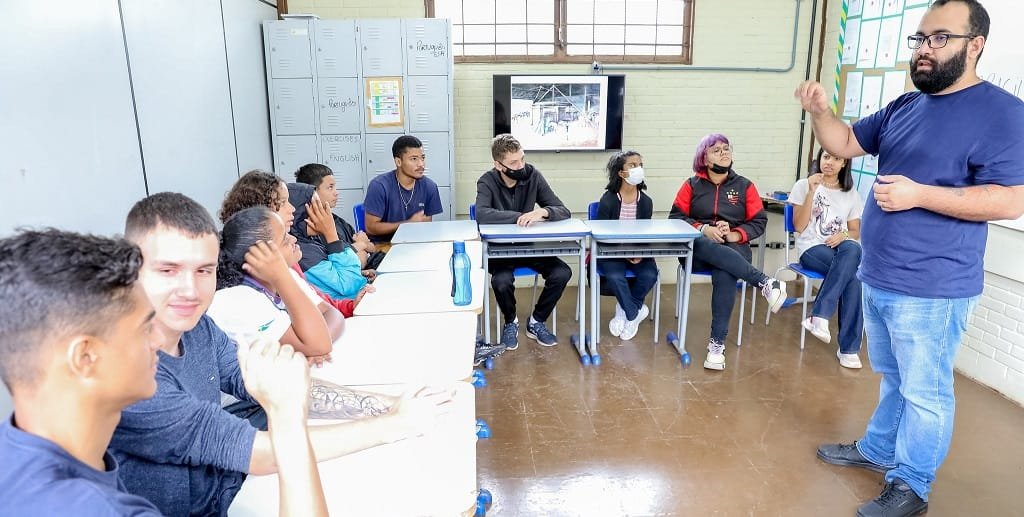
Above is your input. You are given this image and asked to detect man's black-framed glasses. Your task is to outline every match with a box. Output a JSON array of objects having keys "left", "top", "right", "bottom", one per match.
[{"left": 907, "top": 33, "right": 974, "bottom": 50}]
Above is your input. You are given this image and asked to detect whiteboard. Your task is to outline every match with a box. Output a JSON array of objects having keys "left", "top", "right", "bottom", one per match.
[{"left": 975, "top": 0, "right": 1024, "bottom": 231}]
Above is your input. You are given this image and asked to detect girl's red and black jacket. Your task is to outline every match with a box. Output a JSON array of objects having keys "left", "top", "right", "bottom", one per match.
[{"left": 668, "top": 168, "right": 767, "bottom": 244}]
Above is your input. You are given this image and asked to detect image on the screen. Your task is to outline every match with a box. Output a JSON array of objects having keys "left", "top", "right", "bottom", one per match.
[{"left": 510, "top": 75, "right": 609, "bottom": 151}]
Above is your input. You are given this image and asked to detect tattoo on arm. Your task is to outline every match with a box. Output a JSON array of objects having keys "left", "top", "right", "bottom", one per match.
[{"left": 308, "top": 380, "right": 390, "bottom": 420}]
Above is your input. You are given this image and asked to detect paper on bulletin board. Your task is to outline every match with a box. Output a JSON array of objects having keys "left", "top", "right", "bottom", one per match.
[
  {"left": 904, "top": 0, "right": 929, "bottom": 6},
  {"left": 849, "top": 0, "right": 864, "bottom": 17},
  {"left": 863, "top": 0, "right": 884, "bottom": 20},
  {"left": 863, "top": 153, "right": 879, "bottom": 174},
  {"left": 856, "top": 173, "right": 876, "bottom": 205},
  {"left": 860, "top": 75, "right": 884, "bottom": 116},
  {"left": 875, "top": 16, "right": 903, "bottom": 68},
  {"left": 882, "top": 70, "right": 908, "bottom": 105},
  {"left": 882, "top": 0, "right": 905, "bottom": 17},
  {"left": 852, "top": 156, "right": 866, "bottom": 172},
  {"left": 898, "top": 7, "right": 928, "bottom": 62},
  {"left": 844, "top": 72, "right": 864, "bottom": 117},
  {"left": 365, "top": 77, "right": 404, "bottom": 127},
  {"left": 843, "top": 18, "right": 862, "bottom": 65},
  {"left": 857, "top": 19, "right": 882, "bottom": 68}
]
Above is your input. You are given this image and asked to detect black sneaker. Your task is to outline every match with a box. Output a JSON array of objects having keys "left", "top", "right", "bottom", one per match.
[
  {"left": 817, "top": 442, "right": 888, "bottom": 473},
  {"left": 501, "top": 321, "right": 519, "bottom": 351},
  {"left": 525, "top": 319, "right": 557, "bottom": 347},
  {"left": 857, "top": 479, "right": 928, "bottom": 517},
  {"left": 474, "top": 343, "right": 507, "bottom": 366}
]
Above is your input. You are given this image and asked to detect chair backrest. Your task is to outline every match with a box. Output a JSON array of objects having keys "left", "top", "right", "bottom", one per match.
[
  {"left": 469, "top": 203, "right": 476, "bottom": 221},
  {"left": 353, "top": 203, "right": 366, "bottom": 232},
  {"left": 587, "top": 201, "right": 598, "bottom": 220}
]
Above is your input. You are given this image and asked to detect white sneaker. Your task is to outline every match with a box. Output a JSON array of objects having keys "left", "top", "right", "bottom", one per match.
[
  {"left": 609, "top": 302, "right": 626, "bottom": 337},
  {"left": 761, "top": 278, "right": 788, "bottom": 313},
  {"left": 703, "top": 339, "right": 726, "bottom": 370},
  {"left": 802, "top": 316, "right": 831, "bottom": 343},
  {"left": 837, "top": 350, "right": 863, "bottom": 369},
  {"left": 619, "top": 305, "right": 649, "bottom": 341}
]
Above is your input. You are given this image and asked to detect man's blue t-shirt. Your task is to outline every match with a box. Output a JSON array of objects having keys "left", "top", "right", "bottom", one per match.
[
  {"left": 363, "top": 170, "right": 443, "bottom": 241},
  {"left": 0, "top": 417, "right": 161, "bottom": 516},
  {"left": 109, "top": 315, "right": 258, "bottom": 517},
  {"left": 852, "top": 81, "right": 1024, "bottom": 298}
]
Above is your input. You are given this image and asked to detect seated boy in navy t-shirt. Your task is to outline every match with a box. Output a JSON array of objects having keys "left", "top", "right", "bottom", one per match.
[{"left": 362, "top": 135, "right": 444, "bottom": 243}]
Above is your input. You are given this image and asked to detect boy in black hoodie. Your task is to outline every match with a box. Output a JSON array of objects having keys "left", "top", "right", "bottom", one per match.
[{"left": 475, "top": 134, "right": 572, "bottom": 349}]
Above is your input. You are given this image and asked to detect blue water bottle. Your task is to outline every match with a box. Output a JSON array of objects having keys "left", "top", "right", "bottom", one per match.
[{"left": 451, "top": 241, "right": 472, "bottom": 306}]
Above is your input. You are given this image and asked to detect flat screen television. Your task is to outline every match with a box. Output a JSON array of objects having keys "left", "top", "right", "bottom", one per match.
[{"left": 493, "top": 74, "right": 625, "bottom": 151}]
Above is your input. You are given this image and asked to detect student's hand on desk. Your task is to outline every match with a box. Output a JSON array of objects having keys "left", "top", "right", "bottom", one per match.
[
  {"left": 361, "top": 269, "right": 377, "bottom": 281},
  {"left": 307, "top": 353, "right": 333, "bottom": 369},
  {"left": 409, "top": 210, "right": 430, "bottom": 223},
  {"left": 354, "top": 232, "right": 377, "bottom": 252},
  {"left": 516, "top": 208, "right": 548, "bottom": 227},
  {"left": 391, "top": 386, "right": 455, "bottom": 440},
  {"left": 873, "top": 175, "right": 921, "bottom": 212},
  {"left": 243, "top": 241, "right": 291, "bottom": 290},
  {"left": 352, "top": 284, "right": 375, "bottom": 307},
  {"left": 237, "top": 338, "right": 311, "bottom": 419}
]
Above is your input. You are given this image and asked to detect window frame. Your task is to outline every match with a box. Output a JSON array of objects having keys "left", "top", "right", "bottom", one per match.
[{"left": 424, "top": 0, "right": 694, "bottom": 64}]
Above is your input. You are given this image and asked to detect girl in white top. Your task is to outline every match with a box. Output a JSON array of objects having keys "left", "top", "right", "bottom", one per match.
[
  {"left": 789, "top": 148, "right": 864, "bottom": 369},
  {"left": 208, "top": 207, "right": 344, "bottom": 365}
]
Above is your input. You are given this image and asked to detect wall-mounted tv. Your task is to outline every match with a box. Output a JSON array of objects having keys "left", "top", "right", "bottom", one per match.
[{"left": 493, "top": 74, "right": 625, "bottom": 151}]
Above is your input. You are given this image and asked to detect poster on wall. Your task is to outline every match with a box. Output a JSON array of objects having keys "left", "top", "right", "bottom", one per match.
[
  {"left": 860, "top": 75, "right": 884, "bottom": 116},
  {"left": 365, "top": 77, "right": 404, "bottom": 127},
  {"left": 882, "top": 70, "right": 908, "bottom": 105},
  {"left": 857, "top": 19, "right": 882, "bottom": 68},
  {"left": 875, "top": 16, "right": 903, "bottom": 68},
  {"left": 849, "top": 0, "right": 865, "bottom": 17},
  {"left": 844, "top": 72, "right": 864, "bottom": 117},
  {"left": 843, "top": 18, "right": 862, "bottom": 65},
  {"left": 883, "top": 0, "right": 906, "bottom": 17},
  {"left": 897, "top": 7, "right": 928, "bottom": 61},
  {"left": 863, "top": 0, "right": 884, "bottom": 20}
]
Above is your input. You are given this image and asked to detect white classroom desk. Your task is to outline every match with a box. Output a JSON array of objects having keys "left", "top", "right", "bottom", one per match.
[
  {"left": 314, "top": 312, "right": 477, "bottom": 385},
  {"left": 353, "top": 269, "right": 485, "bottom": 316},
  {"left": 477, "top": 219, "right": 590, "bottom": 361},
  {"left": 376, "top": 240, "right": 483, "bottom": 274},
  {"left": 389, "top": 219, "right": 479, "bottom": 244},
  {"left": 586, "top": 219, "right": 700, "bottom": 364},
  {"left": 229, "top": 381, "right": 478, "bottom": 517}
]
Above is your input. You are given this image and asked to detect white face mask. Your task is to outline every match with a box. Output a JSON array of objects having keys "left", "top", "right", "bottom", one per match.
[{"left": 624, "top": 166, "right": 645, "bottom": 185}]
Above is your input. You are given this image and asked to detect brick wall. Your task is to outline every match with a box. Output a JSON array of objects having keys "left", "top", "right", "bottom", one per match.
[{"left": 957, "top": 273, "right": 1024, "bottom": 405}]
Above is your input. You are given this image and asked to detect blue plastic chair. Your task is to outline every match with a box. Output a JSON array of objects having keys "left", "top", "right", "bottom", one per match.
[
  {"left": 469, "top": 204, "right": 555, "bottom": 338},
  {"left": 575, "top": 202, "right": 660, "bottom": 341},
  {"left": 353, "top": 203, "right": 366, "bottom": 233},
  {"left": 767, "top": 203, "right": 825, "bottom": 350}
]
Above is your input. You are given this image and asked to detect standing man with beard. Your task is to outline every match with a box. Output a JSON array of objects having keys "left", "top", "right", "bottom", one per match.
[
  {"left": 796, "top": 1, "right": 1024, "bottom": 515},
  {"left": 475, "top": 134, "right": 572, "bottom": 350}
]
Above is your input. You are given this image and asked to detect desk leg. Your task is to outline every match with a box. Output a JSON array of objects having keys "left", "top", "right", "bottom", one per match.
[
  {"left": 676, "top": 246, "right": 694, "bottom": 361},
  {"left": 579, "top": 239, "right": 590, "bottom": 363},
  {"left": 482, "top": 242, "right": 491, "bottom": 345},
  {"left": 588, "top": 240, "right": 598, "bottom": 364}
]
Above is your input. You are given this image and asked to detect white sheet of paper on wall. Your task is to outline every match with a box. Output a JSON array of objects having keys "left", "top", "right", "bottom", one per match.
[
  {"left": 843, "top": 18, "right": 862, "bottom": 65},
  {"left": 904, "top": 0, "right": 929, "bottom": 6},
  {"left": 898, "top": 7, "right": 928, "bottom": 62},
  {"left": 860, "top": 75, "right": 884, "bottom": 116},
  {"left": 852, "top": 156, "right": 866, "bottom": 172},
  {"left": 857, "top": 19, "right": 882, "bottom": 68},
  {"left": 882, "top": 70, "right": 908, "bottom": 105},
  {"left": 857, "top": 173, "right": 876, "bottom": 205},
  {"left": 849, "top": 0, "right": 864, "bottom": 16},
  {"left": 862, "top": 0, "right": 884, "bottom": 20},
  {"left": 863, "top": 154, "right": 880, "bottom": 174},
  {"left": 844, "top": 72, "right": 864, "bottom": 118},
  {"left": 882, "top": 0, "right": 905, "bottom": 17},
  {"left": 875, "top": 16, "right": 903, "bottom": 68}
]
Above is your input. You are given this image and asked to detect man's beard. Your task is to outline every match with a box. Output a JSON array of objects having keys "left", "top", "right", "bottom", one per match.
[{"left": 911, "top": 45, "right": 968, "bottom": 94}]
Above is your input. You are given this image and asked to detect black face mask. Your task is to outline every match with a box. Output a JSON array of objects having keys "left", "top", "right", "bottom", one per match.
[
  {"left": 709, "top": 161, "right": 732, "bottom": 174},
  {"left": 500, "top": 162, "right": 531, "bottom": 181}
]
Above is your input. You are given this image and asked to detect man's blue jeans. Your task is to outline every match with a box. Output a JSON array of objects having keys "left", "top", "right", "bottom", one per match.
[
  {"left": 855, "top": 283, "right": 978, "bottom": 501},
  {"left": 799, "top": 241, "right": 863, "bottom": 354}
]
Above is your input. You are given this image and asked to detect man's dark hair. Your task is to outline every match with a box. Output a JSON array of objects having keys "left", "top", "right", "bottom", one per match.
[
  {"left": 220, "top": 170, "right": 285, "bottom": 224},
  {"left": 0, "top": 230, "right": 143, "bottom": 391},
  {"left": 217, "top": 207, "right": 275, "bottom": 290},
  {"left": 604, "top": 150, "right": 646, "bottom": 192},
  {"left": 125, "top": 192, "right": 218, "bottom": 242},
  {"left": 392, "top": 135, "right": 423, "bottom": 159},
  {"left": 295, "top": 163, "right": 334, "bottom": 188},
  {"left": 932, "top": 0, "right": 990, "bottom": 48}
]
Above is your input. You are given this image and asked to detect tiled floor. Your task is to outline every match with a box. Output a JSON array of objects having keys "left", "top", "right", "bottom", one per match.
[{"left": 475, "top": 285, "right": 1024, "bottom": 516}]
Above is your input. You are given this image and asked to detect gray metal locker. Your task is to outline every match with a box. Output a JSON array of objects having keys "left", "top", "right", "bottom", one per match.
[
  {"left": 276, "top": 135, "right": 318, "bottom": 176},
  {"left": 407, "top": 75, "right": 450, "bottom": 132},
  {"left": 435, "top": 186, "right": 452, "bottom": 221},
  {"left": 318, "top": 78, "right": 361, "bottom": 134},
  {"left": 336, "top": 189, "right": 365, "bottom": 224},
  {"left": 321, "top": 134, "right": 364, "bottom": 190},
  {"left": 360, "top": 20, "right": 404, "bottom": 76},
  {"left": 405, "top": 19, "right": 449, "bottom": 76},
  {"left": 315, "top": 20, "right": 358, "bottom": 78},
  {"left": 273, "top": 78, "right": 316, "bottom": 135},
  {"left": 417, "top": 132, "right": 451, "bottom": 187},
  {"left": 364, "top": 133, "right": 401, "bottom": 177},
  {"left": 266, "top": 20, "right": 313, "bottom": 78}
]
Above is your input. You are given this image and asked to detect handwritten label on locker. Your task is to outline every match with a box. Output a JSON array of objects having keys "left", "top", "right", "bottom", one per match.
[
  {"left": 327, "top": 97, "right": 358, "bottom": 112},
  {"left": 323, "top": 135, "right": 360, "bottom": 143},
  {"left": 416, "top": 40, "right": 447, "bottom": 58}
]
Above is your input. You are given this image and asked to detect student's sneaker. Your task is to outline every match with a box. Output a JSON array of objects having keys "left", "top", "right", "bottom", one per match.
[
  {"left": 474, "top": 343, "right": 508, "bottom": 366},
  {"left": 501, "top": 321, "right": 519, "bottom": 351},
  {"left": 619, "top": 304, "right": 649, "bottom": 341},
  {"left": 526, "top": 319, "right": 557, "bottom": 347},
  {"left": 856, "top": 478, "right": 928, "bottom": 517},
  {"left": 802, "top": 316, "right": 832, "bottom": 343},
  {"left": 761, "top": 278, "right": 787, "bottom": 313},
  {"left": 837, "top": 350, "right": 863, "bottom": 369},
  {"left": 608, "top": 302, "right": 627, "bottom": 337},
  {"left": 703, "top": 338, "right": 726, "bottom": 371}
]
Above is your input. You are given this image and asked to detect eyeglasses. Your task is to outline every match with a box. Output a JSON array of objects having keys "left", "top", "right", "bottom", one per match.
[
  {"left": 907, "top": 33, "right": 974, "bottom": 50},
  {"left": 708, "top": 146, "right": 731, "bottom": 156}
]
